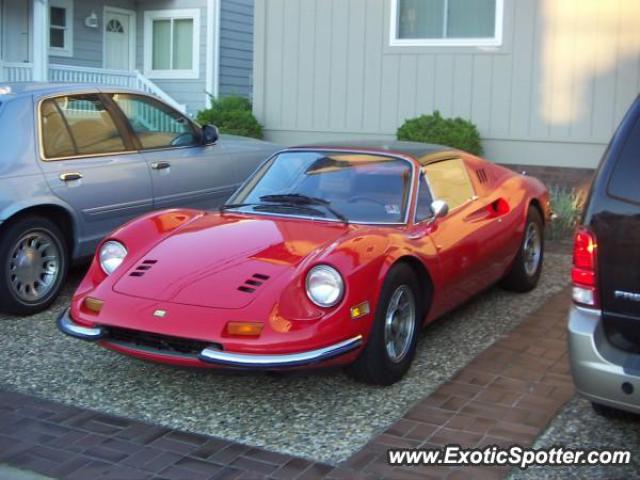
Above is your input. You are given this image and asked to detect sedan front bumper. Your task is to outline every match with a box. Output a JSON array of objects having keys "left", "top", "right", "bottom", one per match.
[
  {"left": 58, "top": 308, "right": 363, "bottom": 369},
  {"left": 58, "top": 308, "right": 104, "bottom": 340}
]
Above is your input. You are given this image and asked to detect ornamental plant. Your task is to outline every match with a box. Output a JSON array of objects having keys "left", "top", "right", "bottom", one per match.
[{"left": 397, "top": 111, "right": 483, "bottom": 156}]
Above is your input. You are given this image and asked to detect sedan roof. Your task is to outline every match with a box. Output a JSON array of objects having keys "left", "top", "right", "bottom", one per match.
[{"left": 0, "top": 82, "right": 141, "bottom": 99}]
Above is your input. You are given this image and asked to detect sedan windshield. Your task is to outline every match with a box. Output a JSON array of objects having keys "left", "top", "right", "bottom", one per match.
[{"left": 227, "top": 151, "right": 413, "bottom": 223}]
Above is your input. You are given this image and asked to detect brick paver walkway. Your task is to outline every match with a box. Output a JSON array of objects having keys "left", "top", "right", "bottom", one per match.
[{"left": 0, "top": 288, "right": 573, "bottom": 479}]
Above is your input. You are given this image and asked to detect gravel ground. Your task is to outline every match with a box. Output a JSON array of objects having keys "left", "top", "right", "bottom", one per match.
[
  {"left": 509, "top": 397, "right": 640, "bottom": 479},
  {"left": 0, "top": 254, "right": 571, "bottom": 464}
]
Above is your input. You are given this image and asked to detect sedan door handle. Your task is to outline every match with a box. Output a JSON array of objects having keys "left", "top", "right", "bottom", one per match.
[
  {"left": 151, "top": 161, "right": 171, "bottom": 170},
  {"left": 59, "top": 172, "right": 82, "bottom": 182}
]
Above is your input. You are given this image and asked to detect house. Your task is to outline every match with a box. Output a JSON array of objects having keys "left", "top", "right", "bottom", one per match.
[
  {"left": 252, "top": 0, "right": 640, "bottom": 185},
  {"left": 0, "top": 0, "right": 254, "bottom": 114}
]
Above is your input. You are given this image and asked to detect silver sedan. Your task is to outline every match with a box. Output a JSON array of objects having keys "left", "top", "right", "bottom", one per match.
[{"left": 0, "top": 83, "right": 281, "bottom": 315}]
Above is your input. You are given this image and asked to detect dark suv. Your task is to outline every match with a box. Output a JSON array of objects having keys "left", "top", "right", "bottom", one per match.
[{"left": 569, "top": 95, "right": 640, "bottom": 416}]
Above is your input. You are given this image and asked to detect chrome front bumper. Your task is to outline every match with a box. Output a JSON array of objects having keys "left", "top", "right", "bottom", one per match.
[
  {"left": 58, "top": 308, "right": 363, "bottom": 369},
  {"left": 58, "top": 308, "right": 104, "bottom": 340},
  {"left": 568, "top": 305, "right": 640, "bottom": 414},
  {"left": 198, "top": 335, "right": 363, "bottom": 368}
]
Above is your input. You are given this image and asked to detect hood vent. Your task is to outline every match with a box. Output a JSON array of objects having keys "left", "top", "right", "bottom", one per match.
[
  {"left": 129, "top": 259, "right": 158, "bottom": 277},
  {"left": 237, "top": 273, "right": 271, "bottom": 294},
  {"left": 476, "top": 168, "right": 489, "bottom": 184}
]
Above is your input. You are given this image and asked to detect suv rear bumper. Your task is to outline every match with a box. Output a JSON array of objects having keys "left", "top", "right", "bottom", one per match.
[{"left": 568, "top": 305, "right": 640, "bottom": 414}]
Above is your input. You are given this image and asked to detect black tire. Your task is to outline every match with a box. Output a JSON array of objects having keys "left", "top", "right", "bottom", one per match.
[
  {"left": 501, "top": 207, "right": 544, "bottom": 293},
  {"left": 347, "top": 264, "right": 422, "bottom": 386},
  {"left": 0, "top": 216, "right": 69, "bottom": 316},
  {"left": 591, "top": 402, "right": 637, "bottom": 420}
]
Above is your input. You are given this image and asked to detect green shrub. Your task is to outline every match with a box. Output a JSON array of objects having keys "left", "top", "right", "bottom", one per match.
[
  {"left": 397, "top": 111, "right": 483, "bottom": 156},
  {"left": 196, "top": 96, "right": 263, "bottom": 139},
  {"left": 546, "top": 185, "right": 586, "bottom": 241}
]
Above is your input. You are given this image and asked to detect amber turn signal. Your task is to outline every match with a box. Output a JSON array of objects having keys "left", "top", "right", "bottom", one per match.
[
  {"left": 83, "top": 297, "right": 104, "bottom": 314},
  {"left": 350, "top": 301, "right": 370, "bottom": 319},
  {"left": 226, "top": 322, "right": 264, "bottom": 337}
]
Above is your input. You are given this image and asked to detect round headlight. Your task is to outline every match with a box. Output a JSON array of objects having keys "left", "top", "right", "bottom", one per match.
[
  {"left": 305, "top": 265, "right": 344, "bottom": 308},
  {"left": 99, "top": 241, "right": 127, "bottom": 275}
]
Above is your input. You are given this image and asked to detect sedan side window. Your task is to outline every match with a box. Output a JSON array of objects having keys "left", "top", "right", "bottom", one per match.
[
  {"left": 41, "top": 95, "right": 127, "bottom": 159},
  {"left": 424, "top": 158, "right": 475, "bottom": 210},
  {"left": 110, "top": 94, "right": 199, "bottom": 150}
]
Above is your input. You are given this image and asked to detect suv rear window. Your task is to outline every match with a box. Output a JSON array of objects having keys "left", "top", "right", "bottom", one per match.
[{"left": 608, "top": 112, "right": 640, "bottom": 205}]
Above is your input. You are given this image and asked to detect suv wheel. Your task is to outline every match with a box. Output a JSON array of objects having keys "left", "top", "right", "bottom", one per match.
[
  {"left": 501, "top": 207, "right": 544, "bottom": 292},
  {"left": 0, "top": 216, "right": 69, "bottom": 315}
]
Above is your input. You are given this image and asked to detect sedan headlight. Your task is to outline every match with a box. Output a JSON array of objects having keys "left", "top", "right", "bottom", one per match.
[
  {"left": 99, "top": 241, "right": 127, "bottom": 275},
  {"left": 305, "top": 265, "right": 344, "bottom": 308}
]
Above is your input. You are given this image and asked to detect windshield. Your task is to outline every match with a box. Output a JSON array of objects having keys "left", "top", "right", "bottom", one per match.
[{"left": 228, "top": 151, "right": 413, "bottom": 223}]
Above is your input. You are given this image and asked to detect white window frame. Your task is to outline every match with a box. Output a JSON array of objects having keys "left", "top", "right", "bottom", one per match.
[
  {"left": 144, "top": 9, "right": 201, "bottom": 80},
  {"left": 48, "top": 0, "right": 74, "bottom": 57},
  {"left": 389, "top": 0, "right": 504, "bottom": 47}
]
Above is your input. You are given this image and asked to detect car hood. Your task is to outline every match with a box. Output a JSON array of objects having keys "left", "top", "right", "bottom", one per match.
[{"left": 113, "top": 213, "right": 350, "bottom": 309}]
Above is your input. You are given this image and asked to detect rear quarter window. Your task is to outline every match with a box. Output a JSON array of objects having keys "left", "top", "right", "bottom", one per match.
[{"left": 608, "top": 112, "right": 640, "bottom": 205}]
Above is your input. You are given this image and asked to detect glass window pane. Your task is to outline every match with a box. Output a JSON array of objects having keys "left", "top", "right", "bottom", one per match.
[
  {"left": 447, "top": 0, "right": 496, "bottom": 38},
  {"left": 54, "top": 95, "right": 126, "bottom": 155},
  {"left": 173, "top": 19, "right": 194, "bottom": 70},
  {"left": 398, "top": 0, "right": 444, "bottom": 39},
  {"left": 152, "top": 20, "right": 171, "bottom": 70},
  {"left": 41, "top": 99, "right": 75, "bottom": 158},
  {"left": 50, "top": 28, "right": 65, "bottom": 48},
  {"left": 111, "top": 94, "right": 198, "bottom": 149},
  {"left": 608, "top": 115, "right": 640, "bottom": 205},
  {"left": 50, "top": 7, "right": 66, "bottom": 27},
  {"left": 415, "top": 173, "right": 434, "bottom": 222},
  {"left": 424, "top": 159, "right": 474, "bottom": 210}
]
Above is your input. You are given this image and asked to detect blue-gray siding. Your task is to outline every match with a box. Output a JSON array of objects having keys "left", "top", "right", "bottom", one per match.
[
  {"left": 50, "top": 0, "right": 136, "bottom": 68},
  {"left": 219, "top": 0, "right": 253, "bottom": 98}
]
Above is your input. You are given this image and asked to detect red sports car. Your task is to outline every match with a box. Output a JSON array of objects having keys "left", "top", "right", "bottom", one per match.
[{"left": 59, "top": 141, "right": 551, "bottom": 385}]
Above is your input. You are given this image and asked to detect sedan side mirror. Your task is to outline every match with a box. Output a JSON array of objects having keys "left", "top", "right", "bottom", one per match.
[
  {"left": 202, "top": 124, "right": 219, "bottom": 145},
  {"left": 431, "top": 200, "right": 449, "bottom": 220}
]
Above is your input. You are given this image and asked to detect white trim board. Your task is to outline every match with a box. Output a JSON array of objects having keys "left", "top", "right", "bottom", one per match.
[{"left": 205, "top": 0, "right": 220, "bottom": 106}]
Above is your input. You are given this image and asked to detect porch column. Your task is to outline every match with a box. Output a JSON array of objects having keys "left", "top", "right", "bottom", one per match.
[{"left": 32, "top": 0, "right": 49, "bottom": 81}]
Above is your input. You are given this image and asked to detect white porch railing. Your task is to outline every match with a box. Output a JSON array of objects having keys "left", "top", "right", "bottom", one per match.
[
  {"left": 1, "top": 62, "right": 33, "bottom": 82},
  {"left": 0, "top": 62, "right": 186, "bottom": 113}
]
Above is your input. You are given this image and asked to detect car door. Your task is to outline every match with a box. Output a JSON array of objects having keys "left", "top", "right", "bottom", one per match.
[
  {"left": 107, "top": 93, "right": 237, "bottom": 211},
  {"left": 413, "top": 158, "right": 488, "bottom": 313},
  {"left": 38, "top": 92, "right": 154, "bottom": 258}
]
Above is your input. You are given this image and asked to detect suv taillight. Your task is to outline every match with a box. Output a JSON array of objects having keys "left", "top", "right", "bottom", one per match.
[{"left": 572, "top": 227, "right": 599, "bottom": 308}]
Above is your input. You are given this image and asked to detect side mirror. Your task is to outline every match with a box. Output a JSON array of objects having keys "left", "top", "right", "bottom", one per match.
[
  {"left": 430, "top": 200, "right": 449, "bottom": 220},
  {"left": 202, "top": 124, "right": 219, "bottom": 145}
]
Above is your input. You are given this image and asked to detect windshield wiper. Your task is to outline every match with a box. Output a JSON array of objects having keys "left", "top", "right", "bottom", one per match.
[
  {"left": 260, "top": 194, "right": 349, "bottom": 224},
  {"left": 220, "top": 202, "right": 326, "bottom": 218}
]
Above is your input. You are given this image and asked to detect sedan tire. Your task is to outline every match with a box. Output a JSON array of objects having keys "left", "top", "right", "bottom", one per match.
[
  {"left": 0, "top": 216, "right": 68, "bottom": 315},
  {"left": 347, "top": 263, "right": 420, "bottom": 386}
]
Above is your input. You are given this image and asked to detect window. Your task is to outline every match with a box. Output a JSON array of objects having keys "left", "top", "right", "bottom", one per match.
[
  {"left": 144, "top": 9, "right": 200, "bottom": 79},
  {"left": 424, "top": 159, "right": 475, "bottom": 210},
  {"left": 41, "top": 95, "right": 126, "bottom": 159},
  {"left": 608, "top": 114, "right": 640, "bottom": 205},
  {"left": 390, "top": 0, "right": 503, "bottom": 47},
  {"left": 49, "top": 0, "right": 74, "bottom": 57},
  {"left": 415, "top": 172, "right": 435, "bottom": 222},
  {"left": 111, "top": 94, "right": 199, "bottom": 150}
]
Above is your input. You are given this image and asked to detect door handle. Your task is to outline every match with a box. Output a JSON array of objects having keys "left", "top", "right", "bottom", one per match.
[
  {"left": 59, "top": 172, "right": 82, "bottom": 182},
  {"left": 151, "top": 161, "right": 171, "bottom": 170}
]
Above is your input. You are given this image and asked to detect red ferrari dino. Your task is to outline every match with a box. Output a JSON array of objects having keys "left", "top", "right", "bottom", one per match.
[{"left": 59, "top": 141, "right": 551, "bottom": 385}]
